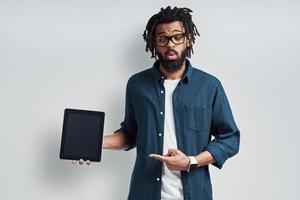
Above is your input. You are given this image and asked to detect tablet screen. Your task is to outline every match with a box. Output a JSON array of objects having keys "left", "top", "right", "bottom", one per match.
[{"left": 59, "top": 108, "right": 105, "bottom": 162}]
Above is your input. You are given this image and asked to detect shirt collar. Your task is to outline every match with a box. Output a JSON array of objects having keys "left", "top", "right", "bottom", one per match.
[{"left": 151, "top": 59, "right": 193, "bottom": 84}]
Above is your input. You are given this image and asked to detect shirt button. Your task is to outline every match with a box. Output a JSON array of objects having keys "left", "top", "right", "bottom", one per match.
[
  {"left": 156, "top": 177, "right": 160, "bottom": 181},
  {"left": 161, "top": 76, "right": 164, "bottom": 79},
  {"left": 160, "top": 112, "right": 163, "bottom": 115},
  {"left": 158, "top": 133, "right": 162, "bottom": 136},
  {"left": 160, "top": 90, "right": 164, "bottom": 94}
]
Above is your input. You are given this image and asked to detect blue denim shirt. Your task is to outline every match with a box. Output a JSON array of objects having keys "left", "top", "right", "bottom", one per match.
[{"left": 114, "top": 59, "right": 240, "bottom": 200}]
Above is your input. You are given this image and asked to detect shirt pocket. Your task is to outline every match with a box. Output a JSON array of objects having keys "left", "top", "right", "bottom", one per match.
[{"left": 184, "top": 104, "right": 208, "bottom": 132}]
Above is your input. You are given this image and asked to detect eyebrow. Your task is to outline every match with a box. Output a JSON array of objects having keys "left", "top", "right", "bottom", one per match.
[{"left": 156, "top": 29, "right": 183, "bottom": 36}]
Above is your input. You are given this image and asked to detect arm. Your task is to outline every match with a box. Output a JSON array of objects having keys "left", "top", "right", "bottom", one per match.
[
  {"left": 112, "top": 77, "right": 138, "bottom": 151},
  {"left": 103, "top": 77, "right": 138, "bottom": 151},
  {"left": 102, "top": 131, "right": 131, "bottom": 150},
  {"left": 203, "top": 80, "right": 240, "bottom": 169},
  {"left": 194, "top": 151, "right": 215, "bottom": 167},
  {"left": 149, "top": 149, "right": 216, "bottom": 171}
]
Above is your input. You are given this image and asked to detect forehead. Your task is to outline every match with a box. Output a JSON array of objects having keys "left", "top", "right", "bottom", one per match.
[{"left": 155, "top": 20, "right": 185, "bottom": 36}]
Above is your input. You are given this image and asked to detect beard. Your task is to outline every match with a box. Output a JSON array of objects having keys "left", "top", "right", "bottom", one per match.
[{"left": 157, "top": 48, "right": 188, "bottom": 72}]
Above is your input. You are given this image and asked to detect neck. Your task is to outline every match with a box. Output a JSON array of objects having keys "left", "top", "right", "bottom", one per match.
[{"left": 159, "top": 60, "right": 186, "bottom": 80}]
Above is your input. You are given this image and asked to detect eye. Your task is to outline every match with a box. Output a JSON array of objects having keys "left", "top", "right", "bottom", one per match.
[
  {"left": 157, "top": 36, "right": 167, "bottom": 42},
  {"left": 173, "top": 34, "right": 184, "bottom": 41}
]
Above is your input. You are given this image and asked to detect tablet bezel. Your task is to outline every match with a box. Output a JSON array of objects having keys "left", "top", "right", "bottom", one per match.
[{"left": 59, "top": 108, "right": 105, "bottom": 162}]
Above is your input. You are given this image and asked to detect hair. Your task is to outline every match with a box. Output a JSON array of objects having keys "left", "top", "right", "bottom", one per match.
[{"left": 142, "top": 6, "right": 200, "bottom": 59}]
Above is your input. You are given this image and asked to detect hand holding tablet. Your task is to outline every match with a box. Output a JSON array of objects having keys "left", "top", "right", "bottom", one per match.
[{"left": 72, "top": 159, "right": 91, "bottom": 165}]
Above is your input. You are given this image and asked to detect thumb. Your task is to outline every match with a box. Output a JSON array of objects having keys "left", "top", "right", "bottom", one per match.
[
  {"left": 168, "top": 148, "right": 186, "bottom": 157},
  {"left": 167, "top": 148, "right": 179, "bottom": 156}
]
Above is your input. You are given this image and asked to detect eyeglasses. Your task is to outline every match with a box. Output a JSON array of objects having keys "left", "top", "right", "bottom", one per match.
[{"left": 155, "top": 33, "right": 186, "bottom": 47}]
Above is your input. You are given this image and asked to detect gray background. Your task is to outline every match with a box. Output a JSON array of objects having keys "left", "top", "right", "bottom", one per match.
[{"left": 1, "top": 0, "right": 299, "bottom": 199}]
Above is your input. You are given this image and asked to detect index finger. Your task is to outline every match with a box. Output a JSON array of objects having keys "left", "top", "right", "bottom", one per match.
[{"left": 149, "top": 154, "right": 170, "bottom": 162}]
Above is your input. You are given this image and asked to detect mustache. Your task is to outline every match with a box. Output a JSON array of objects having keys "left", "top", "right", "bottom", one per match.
[{"left": 165, "top": 49, "right": 178, "bottom": 56}]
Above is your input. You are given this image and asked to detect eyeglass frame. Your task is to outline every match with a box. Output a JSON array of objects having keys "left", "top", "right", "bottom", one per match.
[{"left": 154, "top": 33, "right": 187, "bottom": 47}]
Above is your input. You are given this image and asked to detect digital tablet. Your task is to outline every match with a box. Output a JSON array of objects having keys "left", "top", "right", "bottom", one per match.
[{"left": 59, "top": 108, "right": 105, "bottom": 162}]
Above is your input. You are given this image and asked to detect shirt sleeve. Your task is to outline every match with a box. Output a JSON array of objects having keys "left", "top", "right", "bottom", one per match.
[
  {"left": 113, "top": 77, "right": 138, "bottom": 151},
  {"left": 204, "top": 80, "right": 240, "bottom": 169}
]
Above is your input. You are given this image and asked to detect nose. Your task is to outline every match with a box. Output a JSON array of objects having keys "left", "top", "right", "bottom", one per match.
[{"left": 166, "top": 38, "right": 176, "bottom": 48}]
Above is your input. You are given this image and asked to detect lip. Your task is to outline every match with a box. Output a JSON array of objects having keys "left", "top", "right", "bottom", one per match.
[
  {"left": 166, "top": 54, "right": 178, "bottom": 60},
  {"left": 165, "top": 51, "right": 178, "bottom": 60}
]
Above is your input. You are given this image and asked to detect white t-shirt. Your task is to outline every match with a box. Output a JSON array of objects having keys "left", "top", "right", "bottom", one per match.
[{"left": 161, "top": 79, "right": 183, "bottom": 200}]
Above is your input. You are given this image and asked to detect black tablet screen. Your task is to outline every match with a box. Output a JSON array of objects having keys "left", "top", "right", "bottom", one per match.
[{"left": 60, "top": 109, "right": 104, "bottom": 162}]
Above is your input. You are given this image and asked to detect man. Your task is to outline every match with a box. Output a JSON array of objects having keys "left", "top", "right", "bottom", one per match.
[{"left": 74, "top": 6, "right": 240, "bottom": 200}]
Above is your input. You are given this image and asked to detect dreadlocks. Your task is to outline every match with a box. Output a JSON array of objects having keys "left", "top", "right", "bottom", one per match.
[{"left": 142, "top": 6, "right": 200, "bottom": 59}]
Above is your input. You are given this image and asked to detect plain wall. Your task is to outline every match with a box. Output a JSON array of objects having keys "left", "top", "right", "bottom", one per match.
[{"left": 1, "top": 0, "right": 299, "bottom": 199}]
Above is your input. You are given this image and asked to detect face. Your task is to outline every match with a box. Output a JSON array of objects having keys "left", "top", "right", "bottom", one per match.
[{"left": 155, "top": 20, "right": 191, "bottom": 72}]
